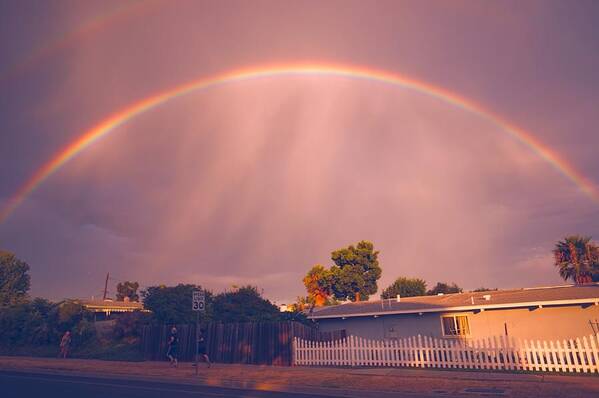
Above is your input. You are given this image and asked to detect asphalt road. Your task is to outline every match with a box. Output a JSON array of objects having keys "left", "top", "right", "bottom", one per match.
[{"left": 0, "top": 370, "right": 348, "bottom": 398}]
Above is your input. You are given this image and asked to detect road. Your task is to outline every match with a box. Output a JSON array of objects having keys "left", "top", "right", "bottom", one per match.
[{"left": 1, "top": 370, "right": 353, "bottom": 398}]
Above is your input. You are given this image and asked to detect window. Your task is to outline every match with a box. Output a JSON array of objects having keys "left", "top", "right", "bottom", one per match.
[{"left": 441, "top": 315, "right": 470, "bottom": 337}]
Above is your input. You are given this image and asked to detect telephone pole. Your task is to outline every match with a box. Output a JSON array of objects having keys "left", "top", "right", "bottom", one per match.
[{"left": 102, "top": 272, "right": 109, "bottom": 300}]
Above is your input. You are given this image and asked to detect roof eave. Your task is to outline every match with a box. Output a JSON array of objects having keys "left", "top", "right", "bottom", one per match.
[{"left": 308, "top": 298, "right": 599, "bottom": 320}]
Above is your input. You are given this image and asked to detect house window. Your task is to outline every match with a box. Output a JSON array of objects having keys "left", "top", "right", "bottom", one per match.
[{"left": 441, "top": 315, "right": 470, "bottom": 337}]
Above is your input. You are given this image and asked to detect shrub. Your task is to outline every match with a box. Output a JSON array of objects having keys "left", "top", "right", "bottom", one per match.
[{"left": 113, "top": 311, "right": 151, "bottom": 340}]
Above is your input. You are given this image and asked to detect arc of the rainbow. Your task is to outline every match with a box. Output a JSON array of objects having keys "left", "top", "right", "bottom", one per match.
[
  {"left": 1, "top": 63, "right": 598, "bottom": 223},
  {"left": 0, "top": 0, "right": 158, "bottom": 84}
]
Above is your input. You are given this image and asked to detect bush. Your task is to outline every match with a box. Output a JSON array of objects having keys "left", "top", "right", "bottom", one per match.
[
  {"left": 73, "top": 319, "right": 97, "bottom": 345},
  {"left": 0, "top": 298, "right": 146, "bottom": 361},
  {"left": 113, "top": 311, "right": 151, "bottom": 340},
  {"left": 0, "top": 298, "right": 95, "bottom": 348}
]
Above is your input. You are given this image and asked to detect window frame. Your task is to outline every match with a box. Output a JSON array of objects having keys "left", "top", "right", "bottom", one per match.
[{"left": 440, "top": 313, "right": 471, "bottom": 338}]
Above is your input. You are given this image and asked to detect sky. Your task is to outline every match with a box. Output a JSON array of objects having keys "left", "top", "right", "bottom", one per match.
[{"left": 1, "top": 0, "right": 598, "bottom": 304}]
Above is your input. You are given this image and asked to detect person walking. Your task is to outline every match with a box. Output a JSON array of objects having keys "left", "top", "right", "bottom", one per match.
[
  {"left": 196, "top": 329, "right": 211, "bottom": 368},
  {"left": 166, "top": 326, "right": 179, "bottom": 367},
  {"left": 58, "top": 330, "right": 71, "bottom": 359}
]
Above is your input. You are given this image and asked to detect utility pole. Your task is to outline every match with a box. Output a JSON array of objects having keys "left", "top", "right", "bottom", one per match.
[{"left": 103, "top": 272, "right": 109, "bottom": 300}]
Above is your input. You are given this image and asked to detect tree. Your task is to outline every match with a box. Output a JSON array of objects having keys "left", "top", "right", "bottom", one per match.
[
  {"left": 0, "top": 298, "right": 95, "bottom": 347},
  {"left": 329, "top": 241, "right": 382, "bottom": 301},
  {"left": 381, "top": 277, "right": 426, "bottom": 299},
  {"left": 113, "top": 311, "right": 152, "bottom": 339},
  {"left": 553, "top": 235, "right": 599, "bottom": 284},
  {"left": 303, "top": 265, "right": 333, "bottom": 307},
  {"left": 211, "top": 286, "right": 282, "bottom": 322},
  {"left": 472, "top": 287, "right": 497, "bottom": 292},
  {"left": 116, "top": 281, "right": 140, "bottom": 302},
  {"left": 0, "top": 250, "right": 31, "bottom": 307},
  {"left": 142, "top": 284, "right": 212, "bottom": 324},
  {"left": 427, "top": 282, "right": 462, "bottom": 295}
]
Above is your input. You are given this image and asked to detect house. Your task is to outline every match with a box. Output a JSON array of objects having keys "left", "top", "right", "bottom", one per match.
[
  {"left": 79, "top": 298, "right": 145, "bottom": 318},
  {"left": 308, "top": 284, "right": 599, "bottom": 341}
]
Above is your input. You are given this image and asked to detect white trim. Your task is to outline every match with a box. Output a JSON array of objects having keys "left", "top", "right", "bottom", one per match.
[{"left": 308, "top": 298, "right": 599, "bottom": 319}]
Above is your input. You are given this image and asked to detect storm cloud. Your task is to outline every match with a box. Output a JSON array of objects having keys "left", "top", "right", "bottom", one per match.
[{"left": 1, "top": 0, "right": 598, "bottom": 302}]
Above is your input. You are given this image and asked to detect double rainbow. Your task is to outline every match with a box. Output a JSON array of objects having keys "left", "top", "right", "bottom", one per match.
[
  {"left": 1, "top": 63, "right": 597, "bottom": 222},
  {"left": 0, "top": 1, "right": 157, "bottom": 84}
]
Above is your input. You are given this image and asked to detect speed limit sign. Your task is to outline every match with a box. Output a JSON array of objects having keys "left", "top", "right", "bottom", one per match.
[{"left": 192, "top": 290, "right": 205, "bottom": 312}]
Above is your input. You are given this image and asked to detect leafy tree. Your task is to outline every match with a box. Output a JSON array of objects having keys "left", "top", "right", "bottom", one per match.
[
  {"left": 0, "top": 250, "right": 31, "bottom": 306},
  {"left": 292, "top": 295, "right": 338, "bottom": 313},
  {"left": 113, "top": 311, "right": 151, "bottom": 339},
  {"left": 0, "top": 303, "right": 37, "bottom": 345},
  {"left": 278, "top": 308, "right": 311, "bottom": 324},
  {"left": 116, "top": 281, "right": 140, "bottom": 302},
  {"left": 329, "top": 241, "right": 382, "bottom": 301},
  {"left": 142, "top": 284, "right": 212, "bottom": 324},
  {"left": 427, "top": 282, "right": 462, "bottom": 295},
  {"left": 303, "top": 265, "right": 333, "bottom": 307},
  {"left": 472, "top": 287, "right": 497, "bottom": 292},
  {"left": 0, "top": 298, "right": 95, "bottom": 347},
  {"left": 291, "top": 296, "right": 311, "bottom": 312},
  {"left": 212, "top": 286, "right": 281, "bottom": 322},
  {"left": 381, "top": 277, "right": 426, "bottom": 299},
  {"left": 26, "top": 298, "right": 57, "bottom": 345},
  {"left": 553, "top": 235, "right": 599, "bottom": 284}
]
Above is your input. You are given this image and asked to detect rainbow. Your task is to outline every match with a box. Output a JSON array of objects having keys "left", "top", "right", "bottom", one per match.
[
  {"left": 0, "top": 0, "right": 157, "bottom": 84},
  {"left": 1, "top": 63, "right": 598, "bottom": 222}
]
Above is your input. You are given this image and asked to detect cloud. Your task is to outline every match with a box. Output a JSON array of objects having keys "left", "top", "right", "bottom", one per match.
[
  {"left": 4, "top": 76, "right": 593, "bottom": 301},
  {"left": 1, "top": 1, "right": 598, "bottom": 302}
]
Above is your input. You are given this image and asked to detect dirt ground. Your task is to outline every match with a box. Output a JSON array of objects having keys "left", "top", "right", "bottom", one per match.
[{"left": 1, "top": 356, "right": 598, "bottom": 397}]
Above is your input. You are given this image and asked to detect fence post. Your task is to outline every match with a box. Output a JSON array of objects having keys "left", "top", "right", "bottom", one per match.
[
  {"left": 589, "top": 334, "right": 599, "bottom": 373},
  {"left": 346, "top": 335, "right": 356, "bottom": 367},
  {"left": 563, "top": 339, "right": 573, "bottom": 372},
  {"left": 570, "top": 338, "right": 580, "bottom": 373},
  {"left": 547, "top": 339, "right": 555, "bottom": 372},
  {"left": 400, "top": 337, "right": 405, "bottom": 367},
  {"left": 292, "top": 337, "right": 297, "bottom": 366},
  {"left": 581, "top": 336, "right": 592, "bottom": 373}
]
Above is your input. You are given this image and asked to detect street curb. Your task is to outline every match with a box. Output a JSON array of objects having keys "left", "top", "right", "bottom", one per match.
[{"left": 0, "top": 366, "right": 433, "bottom": 398}]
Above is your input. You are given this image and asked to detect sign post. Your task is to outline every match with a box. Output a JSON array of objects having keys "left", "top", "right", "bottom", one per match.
[{"left": 192, "top": 289, "right": 205, "bottom": 375}]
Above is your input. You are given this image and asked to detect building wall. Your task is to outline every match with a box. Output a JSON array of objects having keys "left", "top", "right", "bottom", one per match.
[{"left": 316, "top": 304, "right": 599, "bottom": 341}]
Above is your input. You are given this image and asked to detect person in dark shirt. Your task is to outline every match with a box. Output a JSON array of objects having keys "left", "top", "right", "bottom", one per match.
[
  {"left": 166, "top": 326, "right": 179, "bottom": 367},
  {"left": 197, "top": 329, "right": 211, "bottom": 368}
]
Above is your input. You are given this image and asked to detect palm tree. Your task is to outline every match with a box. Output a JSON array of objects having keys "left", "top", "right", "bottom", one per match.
[{"left": 553, "top": 235, "right": 599, "bottom": 284}]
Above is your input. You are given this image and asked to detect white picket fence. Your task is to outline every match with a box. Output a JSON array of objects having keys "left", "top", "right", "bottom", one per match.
[{"left": 293, "top": 334, "right": 599, "bottom": 373}]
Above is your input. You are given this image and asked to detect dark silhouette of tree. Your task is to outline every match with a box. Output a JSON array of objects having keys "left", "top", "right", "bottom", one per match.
[
  {"left": 553, "top": 235, "right": 599, "bottom": 284},
  {"left": 427, "top": 282, "right": 462, "bottom": 295},
  {"left": 381, "top": 277, "right": 426, "bottom": 298},
  {"left": 330, "top": 241, "right": 382, "bottom": 302},
  {"left": 142, "top": 284, "right": 212, "bottom": 324},
  {"left": 0, "top": 250, "right": 30, "bottom": 307},
  {"left": 116, "top": 281, "right": 140, "bottom": 302},
  {"left": 472, "top": 287, "right": 497, "bottom": 292},
  {"left": 211, "top": 286, "right": 281, "bottom": 322}
]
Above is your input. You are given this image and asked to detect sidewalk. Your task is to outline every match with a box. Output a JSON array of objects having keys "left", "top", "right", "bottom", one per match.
[{"left": 1, "top": 356, "right": 598, "bottom": 398}]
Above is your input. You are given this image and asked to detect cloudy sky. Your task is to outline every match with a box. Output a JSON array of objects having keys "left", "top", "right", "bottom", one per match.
[{"left": 1, "top": 0, "right": 598, "bottom": 303}]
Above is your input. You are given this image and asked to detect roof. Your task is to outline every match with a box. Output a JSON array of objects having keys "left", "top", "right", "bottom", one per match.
[
  {"left": 79, "top": 299, "right": 145, "bottom": 312},
  {"left": 308, "top": 284, "right": 599, "bottom": 320}
]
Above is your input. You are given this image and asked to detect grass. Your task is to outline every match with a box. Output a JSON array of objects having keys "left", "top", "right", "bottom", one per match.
[{"left": 0, "top": 339, "right": 145, "bottom": 362}]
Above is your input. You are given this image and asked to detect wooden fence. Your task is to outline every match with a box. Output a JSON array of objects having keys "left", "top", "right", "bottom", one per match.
[
  {"left": 293, "top": 334, "right": 599, "bottom": 373},
  {"left": 141, "top": 321, "right": 345, "bottom": 366}
]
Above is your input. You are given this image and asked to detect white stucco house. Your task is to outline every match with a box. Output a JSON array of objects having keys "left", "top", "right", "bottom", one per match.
[{"left": 308, "top": 284, "right": 599, "bottom": 341}]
